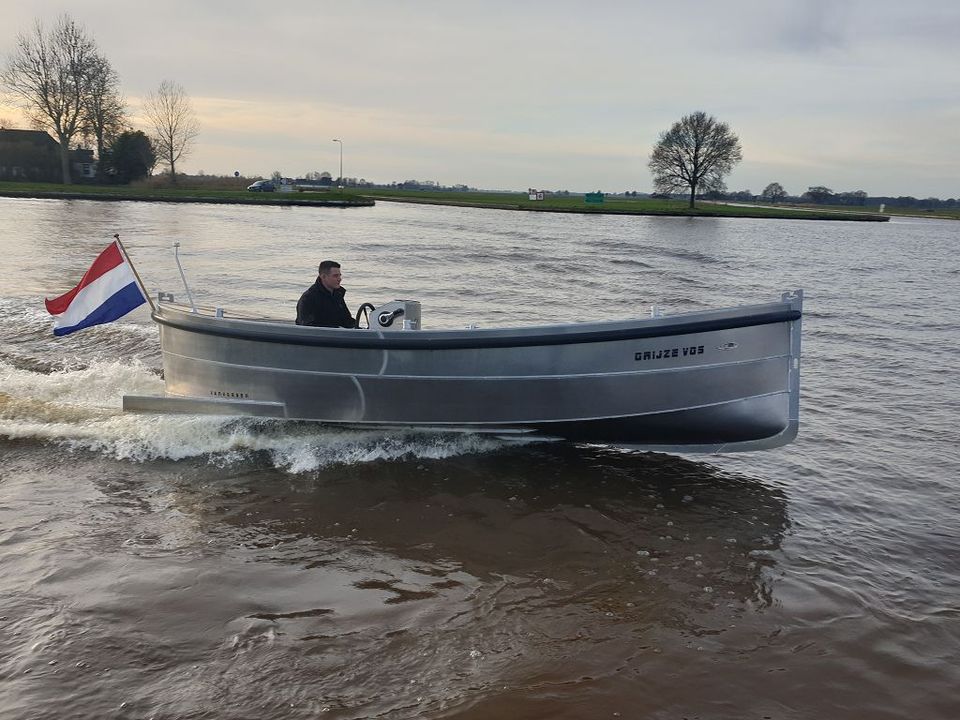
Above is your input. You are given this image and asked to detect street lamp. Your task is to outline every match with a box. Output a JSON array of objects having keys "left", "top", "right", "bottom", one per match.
[{"left": 332, "top": 138, "right": 343, "bottom": 189}]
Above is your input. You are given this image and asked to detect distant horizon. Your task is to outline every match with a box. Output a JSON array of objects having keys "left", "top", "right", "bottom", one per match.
[
  {"left": 2, "top": 116, "right": 953, "bottom": 202},
  {"left": 3, "top": 2, "right": 957, "bottom": 199},
  {"left": 137, "top": 166, "right": 960, "bottom": 201}
]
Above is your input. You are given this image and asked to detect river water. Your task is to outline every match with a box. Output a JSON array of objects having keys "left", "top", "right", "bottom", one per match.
[{"left": 0, "top": 197, "right": 957, "bottom": 719}]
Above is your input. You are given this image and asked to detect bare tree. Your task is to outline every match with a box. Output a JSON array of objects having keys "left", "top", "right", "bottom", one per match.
[
  {"left": 144, "top": 80, "right": 199, "bottom": 183},
  {"left": 2, "top": 15, "right": 100, "bottom": 183},
  {"left": 82, "top": 54, "right": 126, "bottom": 178},
  {"left": 648, "top": 111, "right": 742, "bottom": 208}
]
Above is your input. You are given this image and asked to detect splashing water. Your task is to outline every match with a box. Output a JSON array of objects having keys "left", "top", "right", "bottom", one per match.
[{"left": 0, "top": 358, "right": 521, "bottom": 471}]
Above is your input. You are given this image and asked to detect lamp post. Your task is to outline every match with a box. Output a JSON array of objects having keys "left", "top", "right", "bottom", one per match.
[{"left": 332, "top": 138, "right": 343, "bottom": 189}]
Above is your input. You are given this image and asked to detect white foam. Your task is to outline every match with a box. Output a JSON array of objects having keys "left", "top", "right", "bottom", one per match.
[{"left": 0, "top": 358, "right": 517, "bottom": 471}]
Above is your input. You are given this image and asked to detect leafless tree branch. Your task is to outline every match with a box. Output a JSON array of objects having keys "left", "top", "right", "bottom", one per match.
[
  {"left": 1, "top": 14, "right": 101, "bottom": 183},
  {"left": 144, "top": 79, "right": 200, "bottom": 183}
]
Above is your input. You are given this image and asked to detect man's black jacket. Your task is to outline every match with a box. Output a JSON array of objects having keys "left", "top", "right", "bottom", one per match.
[{"left": 295, "top": 280, "right": 355, "bottom": 328}]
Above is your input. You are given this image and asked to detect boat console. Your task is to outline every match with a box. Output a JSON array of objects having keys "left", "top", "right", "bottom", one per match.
[{"left": 360, "top": 300, "right": 421, "bottom": 331}]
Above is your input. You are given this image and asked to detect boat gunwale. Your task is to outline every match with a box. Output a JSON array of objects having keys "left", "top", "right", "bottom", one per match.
[{"left": 153, "top": 305, "right": 801, "bottom": 351}]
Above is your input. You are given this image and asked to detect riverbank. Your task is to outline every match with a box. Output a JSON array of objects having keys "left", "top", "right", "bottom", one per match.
[
  {"left": 358, "top": 189, "right": 892, "bottom": 221},
  {"left": 0, "top": 182, "right": 374, "bottom": 208},
  {"left": 0, "top": 181, "right": 904, "bottom": 220}
]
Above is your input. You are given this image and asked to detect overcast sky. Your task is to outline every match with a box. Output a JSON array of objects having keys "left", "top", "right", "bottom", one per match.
[{"left": 2, "top": 1, "right": 958, "bottom": 197}]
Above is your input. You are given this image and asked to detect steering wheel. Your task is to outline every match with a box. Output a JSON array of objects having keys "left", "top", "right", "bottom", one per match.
[{"left": 355, "top": 302, "right": 376, "bottom": 329}]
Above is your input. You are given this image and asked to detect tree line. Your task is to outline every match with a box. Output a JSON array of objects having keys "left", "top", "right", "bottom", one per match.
[
  {"left": 719, "top": 184, "right": 958, "bottom": 208},
  {"left": 1, "top": 14, "right": 199, "bottom": 184}
]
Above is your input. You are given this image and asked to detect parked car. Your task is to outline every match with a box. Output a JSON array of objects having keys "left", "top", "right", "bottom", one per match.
[{"left": 247, "top": 180, "right": 275, "bottom": 192}]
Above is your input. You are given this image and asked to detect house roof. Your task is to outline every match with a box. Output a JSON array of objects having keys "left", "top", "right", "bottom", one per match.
[{"left": 0, "top": 128, "right": 59, "bottom": 147}]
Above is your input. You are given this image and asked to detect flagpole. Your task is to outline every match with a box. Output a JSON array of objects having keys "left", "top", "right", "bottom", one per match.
[{"left": 113, "top": 233, "right": 156, "bottom": 313}]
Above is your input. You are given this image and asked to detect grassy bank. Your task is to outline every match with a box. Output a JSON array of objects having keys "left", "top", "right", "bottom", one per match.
[
  {"left": 1, "top": 181, "right": 929, "bottom": 221},
  {"left": 0, "top": 181, "right": 374, "bottom": 207},
  {"left": 358, "top": 189, "right": 890, "bottom": 221},
  {"left": 783, "top": 201, "right": 960, "bottom": 221}
]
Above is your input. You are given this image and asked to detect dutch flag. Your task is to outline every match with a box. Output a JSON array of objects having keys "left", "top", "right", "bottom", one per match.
[{"left": 45, "top": 240, "right": 147, "bottom": 336}]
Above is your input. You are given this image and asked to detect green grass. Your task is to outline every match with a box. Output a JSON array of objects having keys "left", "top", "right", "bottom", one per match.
[
  {"left": 358, "top": 188, "right": 890, "bottom": 221},
  {"left": 7, "top": 181, "right": 940, "bottom": 220},
  {"left": 0, "top": 181, "right": 372, "bottom": 206},
  {"left": 786, "top": 201, "right": 960, "bottom": 220}
]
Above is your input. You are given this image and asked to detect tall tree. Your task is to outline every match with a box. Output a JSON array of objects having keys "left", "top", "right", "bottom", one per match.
[
  {"left": 648, "top": 111, "right": 742, "bottom": 208},
  {"left": 82, "top": 54, "right": 126, "bottom": 178},
  {"left": 144, "top": 79, "right": 199, "bottom": 183},
  {"left": 761, "top": 182, "right": 787, "bottom": 203},
  {"left": 2, "top": 15, "right": 101, "bottom": 183}
]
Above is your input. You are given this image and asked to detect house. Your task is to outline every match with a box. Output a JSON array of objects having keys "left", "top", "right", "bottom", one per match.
[
  {"left": 0, "top": 128, "right": 60, "bottom": 182},
  {"left": 71, "top": 147, "right": 96, "bottom": 180},
  {"left": 0, "top": 128, "right": 98, "bottom": 182}
]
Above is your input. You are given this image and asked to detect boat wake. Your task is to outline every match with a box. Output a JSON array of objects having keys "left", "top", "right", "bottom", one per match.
[{"left": 0, "top": 358, "right": 519, "bottom": 472}]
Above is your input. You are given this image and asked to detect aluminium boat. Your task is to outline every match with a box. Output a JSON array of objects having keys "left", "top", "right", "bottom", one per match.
[{"left": 123, "top": 290, "right": 803, "bottom": 453}]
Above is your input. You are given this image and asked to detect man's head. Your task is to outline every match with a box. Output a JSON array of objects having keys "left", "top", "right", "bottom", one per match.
[{"left": 318, "top": 260, "right": 342, "bottom": 291}]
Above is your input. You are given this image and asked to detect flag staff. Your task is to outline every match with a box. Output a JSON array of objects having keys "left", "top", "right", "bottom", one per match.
[{"left": 113, "top": 233, "right": 156, "bottom": 313}]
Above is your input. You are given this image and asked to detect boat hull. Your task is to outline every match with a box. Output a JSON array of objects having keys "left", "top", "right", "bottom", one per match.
[{"left": 124, "top": 291, "right": 803, "bottom": 452}]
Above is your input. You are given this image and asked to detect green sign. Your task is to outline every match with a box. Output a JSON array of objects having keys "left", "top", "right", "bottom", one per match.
[{"left": 585, "top": 192, "right": 604, "bottom": 203}]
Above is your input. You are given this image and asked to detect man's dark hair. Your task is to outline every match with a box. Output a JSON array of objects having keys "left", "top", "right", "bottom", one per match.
[{"left": 318, "top": 260, "right": 341, "bottom": 275}]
